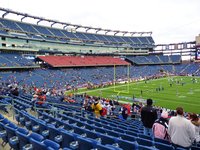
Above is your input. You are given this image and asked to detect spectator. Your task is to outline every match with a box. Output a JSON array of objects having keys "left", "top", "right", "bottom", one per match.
[
  {"left": 168, "top": 107, "right": 195, "bottom": 149},
  {"left": 31, "top": 94, "right": 38, "bottom": 111},
  {"left": 141, "top": 99, "right": 157, "bottom": 137},
  {"left": 91, "top": 98, "right": 102, "bottom": 118},
  {"left": 121, "top": 106, "right": 129, "bottom": 120},
  {"left": 190, "top": 113, "right": 200, "bottom": 143},
  {"left": 11, "top": 87, "right": 19, "bottom": 96},
  {"left": 104, "top": 102, "right": 112, "bottom": 116},
  {"left": 37, "top": 92, "right": 46, "bottom": 105},
  {"left": 152, "top": 111, "right": 169, "bottom": 140}
]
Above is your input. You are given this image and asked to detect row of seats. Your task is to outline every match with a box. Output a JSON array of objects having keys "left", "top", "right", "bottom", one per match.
[
  {"left": 126, "top": 55, "right": 181, "bottom": 65},
  {"left": 13, "top": 108, "right": 173, "bottom": 150},
  {"left": 1, "top": 63, "right": 200, "bottom": 89},
  {"left": 38, "top": 56, "right": 130, "bottom": 67},
  {"left": 0, "top": 113, "right": 60, "bottom": 150},
  {"left": 0, "top": 53, "right": 37, "bottom": 67},
  {"left": 1, "top": 93, "right": 200, "bottom": 150},
  {"left": 0, "top": 18, "right": 154, "bottom": 48}
]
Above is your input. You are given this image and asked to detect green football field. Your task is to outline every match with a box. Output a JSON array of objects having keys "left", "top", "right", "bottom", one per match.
[{"left": 75, "top": 76, "right": 200, "bottom": 113}]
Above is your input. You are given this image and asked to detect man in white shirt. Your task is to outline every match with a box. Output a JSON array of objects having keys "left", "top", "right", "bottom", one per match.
[{"left": 168, "top": 107, "right": 195, "bottom": 149}]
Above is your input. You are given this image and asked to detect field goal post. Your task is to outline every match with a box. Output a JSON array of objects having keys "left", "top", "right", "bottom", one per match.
[{"left": 113, "top": 64, "right": 130, "bottom": 94}]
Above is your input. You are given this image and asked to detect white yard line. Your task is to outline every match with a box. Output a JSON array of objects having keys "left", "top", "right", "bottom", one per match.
[{"left": 76, "top": 78, "right": 166, "bottom": 94}]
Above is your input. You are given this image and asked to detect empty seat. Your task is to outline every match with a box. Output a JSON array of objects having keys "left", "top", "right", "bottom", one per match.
[
  {"left": 15, "top": 127, "right": 29, "bottom": 150},
  {"left": 138, "top": 133, "right": 152, "bottom": 141},
  {"left": 99, "top": 134, "right": 117, "bottom": 145},
  {"left": 47, "top": 125, "right": 63, "bottom": 143},
  {"left": 137, "top": 144, "right": 156, "bottom": 150},
  {"left": 154, "top": 137, "right": 170, "bottom": 145},
  {"left": 5, "top": 123, "right": 18, "bottom": 149},
  {"left": 30, "top": 139, "right": 60, "bottom": 150},
  {"left": 121, "top": 134, "right": 136, "bottom": 142},
  {"left": 136, "top": 137, "right": 154, "bottom": 147},
  {"left": 60, "top": 130, "right": 76, "bottom": 148},
  {"left": 77, "top": 136, "right": 95, "bottom": 150},
  {"left": 154, "top": 142, "right": 174, "bottom": 150},
  {"left": 117, "top": 139, "right": 137, "bottom": 150},
  {"left": 95, "top": 143, "right": 119, "bottom": 150}
]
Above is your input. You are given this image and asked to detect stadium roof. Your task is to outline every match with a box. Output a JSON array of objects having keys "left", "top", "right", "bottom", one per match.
[{"left": 0, "top": 7, "right": 152, "bottom": 36}]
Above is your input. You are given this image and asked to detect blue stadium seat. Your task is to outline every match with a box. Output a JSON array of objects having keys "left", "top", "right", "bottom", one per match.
[
  {"left": 136, "top": 137, "right": 154, "bottom": 147},
  {"left": 47, "top": 125, "right": 63, "bottom": 143},
  {"left": 137, "top": 144, "right": 156, "bottom": 150},
  {"left": 76, "top": 136, "right": 95, "bottom": 150},
  {"left": 154, "top": 137, "right": 170, "bottom": 145},
  {"left": 15, "top": 127, "right": 29, "bottom": 150},
  {"left": 30, "top": 138, "right": 60, "bottom": 150},
  {"left": 85, "top": 129, "right": 100, "bottom": 140},
  {"left": 120, "top": 134, "right": 136, "bottom": 142},
  {"left": 60, "top": 130, "right": 77, "bottom": 148},
  {"left": 4, "top": 123, "right": 18, "bottom": 149},
  {"left": 192, "top": 146, "right": 200, "bottom": 150},
  {"left": 30, "top": 118, "right": 40, "bottom": 133},
  {"left": 138, "top": 133, "right": 153, "bottom": 141},
  {"left": 154, "top": 142, "right": 174, "bottom": 150},
  {"left": 37, "top": 121, "right": 49, "bottom": 138},
  {"left": 99, "top": 134, "right": 118, "bottom": 145},
  {"left": 95, "top": 143, "right": 119, "bottom": 150},
  {"left": 117, "top": 139, "right": 137, "bottom": 150},
  {"left": 74, "top": 126, "right": 87, "bottom": 137}
]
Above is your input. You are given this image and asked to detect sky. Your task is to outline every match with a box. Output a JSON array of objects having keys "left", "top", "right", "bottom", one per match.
[{"left": 0, "top": 0, "right": 200, "bottom": 44}]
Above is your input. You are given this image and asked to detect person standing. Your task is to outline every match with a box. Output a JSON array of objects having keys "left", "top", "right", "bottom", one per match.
[
  {"left": 141, "top": 99, "right": 157, "bottom": 137},
  {"left": 190, "top": 113, "right": 200, "bottom": 144},
  {"left": 168, "top": 107, "right": 195, "bottom": 149},
  {"left": 152, "top": 111, "right": 169, "bottom": 140},
  {"left": 91, "top": 98, "right": 102, "bottom": 118}
]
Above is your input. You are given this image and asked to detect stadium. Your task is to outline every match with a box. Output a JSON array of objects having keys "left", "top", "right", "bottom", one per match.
[{"left": 0, "top": 3, "right": 200, "bottom": 150}]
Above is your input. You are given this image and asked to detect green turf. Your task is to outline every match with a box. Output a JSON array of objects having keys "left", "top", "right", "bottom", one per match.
[{"left": 73, "top": 76, "right": 200, "bottom": 113}]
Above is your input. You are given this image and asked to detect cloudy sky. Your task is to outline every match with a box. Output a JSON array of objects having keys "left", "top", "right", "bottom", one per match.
[{"left": 1, "top": 0, "right": 200, "bottom": 44}]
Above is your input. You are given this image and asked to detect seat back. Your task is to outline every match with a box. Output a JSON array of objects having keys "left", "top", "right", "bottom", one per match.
[
  {"left": 16, "top": 131, "right": 30, "bottom": 149},
  {"left": 43, "top": 139, "right": 60, "bottom": 150},
  {"left": 136, "top": 137, "right": 153, "bottom": 147},
  {"left": 29, "top": 132, "right": 44, "bottom": 142},
  {"left": 118, "top": 139, "right": 137, "bottom": 150},
  {"left": 99, "top": 134, "right": 116, "bottom": 145},
  {"left": 5, "top": 123, "right": 18, "bottom": 139},
  {"left": 77, "top": 137, "right": 94, "bottom": 150},
  {"left": 154, "top": 142, "right": 174, "bottom": 150},
  {"left": 60, "top": 131, "right": 76, "bottom": 148},
  {"left": 30, "top": 138, "right": 46, "bottom": 150}
]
